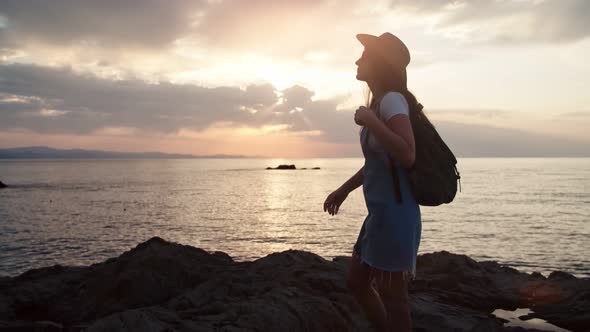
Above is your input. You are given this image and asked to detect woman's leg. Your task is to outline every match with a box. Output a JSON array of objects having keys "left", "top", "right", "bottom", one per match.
[
  {"left": 375, "top": 271, "right": 412, "bottom": 332},
  {"left": 346, "top": 252, "right": 388, "bottom": 331}
]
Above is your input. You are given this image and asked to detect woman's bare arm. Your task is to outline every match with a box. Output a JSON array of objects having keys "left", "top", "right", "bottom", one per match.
[
  {"left": 365, "top": 115, "right": 415, "bottom": 168},
  {"left": 338, "top": 166, "right": 364, "bottom": 194},
  {"left": 325, "top": 166, "right": 364, "bottom": 215}
]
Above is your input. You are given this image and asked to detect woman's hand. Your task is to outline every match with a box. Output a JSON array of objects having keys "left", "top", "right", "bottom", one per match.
[
  {"left": 324, "top": 188, "right": 349, "bottom": 216},
  {"left": 354, "top": 106, "right": 377, "bottom": 127}
]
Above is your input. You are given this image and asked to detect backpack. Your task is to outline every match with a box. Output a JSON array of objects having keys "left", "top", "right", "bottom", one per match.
[{"left": 375, "top": 97, "right": 461, "bottom": 206}]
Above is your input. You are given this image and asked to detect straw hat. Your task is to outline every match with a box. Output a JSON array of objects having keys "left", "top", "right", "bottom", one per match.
[{"left": 356, "top": 32, "right": 411, "bottom": 71}]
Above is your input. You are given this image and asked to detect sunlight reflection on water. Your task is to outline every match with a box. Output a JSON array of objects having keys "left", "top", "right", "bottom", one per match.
[
  {"left": 492, "top": 308, "right": 571, "bottom": 332},
  {"left": 1, "top": 158, "right": 589, "bottom": 277}
]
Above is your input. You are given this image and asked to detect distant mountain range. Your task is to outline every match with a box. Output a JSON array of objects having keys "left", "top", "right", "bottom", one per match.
[{"left": 0, "top": 147, "right": 251, "bottom": 159}]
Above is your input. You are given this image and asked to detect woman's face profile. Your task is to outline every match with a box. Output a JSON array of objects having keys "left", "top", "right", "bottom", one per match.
[{"left": 355, "top": 50, "right": 373, "bottom": 82}]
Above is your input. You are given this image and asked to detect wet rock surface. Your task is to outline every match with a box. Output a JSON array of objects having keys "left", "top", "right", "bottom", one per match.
[{"left": 0, "top": 237, "right": 587, "bottom": 331}]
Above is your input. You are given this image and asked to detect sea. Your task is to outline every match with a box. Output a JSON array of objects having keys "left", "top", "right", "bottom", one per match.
[{"left": 0, "top": 158, "right": 588, "bottom": 278}]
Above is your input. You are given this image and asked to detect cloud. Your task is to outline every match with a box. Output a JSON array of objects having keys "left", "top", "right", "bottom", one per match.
[
  {"left": 0, "top": 62, "right": 587, "bottom": 156},
  {"left": 275, "top": 85, "right": 314, "bottom": 112},
  {"left": 0, "top": 63, "right": 270, "bottom": 133},
  {"left": 428, "top": 109, "right": 512, "bottom": 119},
  {"left": 0, "top": 0, "right": 372, "bottom": 83},
  {"left": 391, "top": 0, "right": 590, "bottom": 44},
  {"left": 0, "top": 0, "right": 363, "bottom": 57},
  {"left": 2, "top": 0, "right": 587, "bottom": 74},
  {"left": 0, "top": 0, "right": 203, "bottom": 49},
  {"left": 389, "top": 0, "right": 453, "bottom": 12},
  {"left": 194, "top": 0, "right": 363, "bottom": 56},
  {"left": 0, "top": 63, "right": 358, "bottom": 143},
  {"left": 436, "top": 120, "right": 590, "bottom": 157},
  {"left": 558, "top": 111, "right": 590, "bottom": 118}
]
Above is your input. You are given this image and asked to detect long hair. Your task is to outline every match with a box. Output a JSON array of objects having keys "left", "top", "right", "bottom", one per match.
[{"left": 364, "top": 51, "right": 433, "bottom": 128}]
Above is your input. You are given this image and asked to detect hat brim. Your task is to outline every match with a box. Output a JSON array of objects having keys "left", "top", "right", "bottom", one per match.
[{"left": 356, "top": 33, "right": 379, "bottom": 50}]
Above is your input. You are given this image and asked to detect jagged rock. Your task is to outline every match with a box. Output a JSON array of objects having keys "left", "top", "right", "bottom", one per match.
[
  {"left": 526, "top": 271, "right": 590, "bottom": 332},
  {"left": 413, "top": 251, "right": 590, "bottom": 330},
  {"left": 0, "top": 237, "right": 587, "bottom": 331}
]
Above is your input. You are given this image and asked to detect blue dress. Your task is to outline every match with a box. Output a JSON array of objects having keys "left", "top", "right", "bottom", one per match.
[{"left": 353, "top": 93, "right": 422, "bottom": 279}]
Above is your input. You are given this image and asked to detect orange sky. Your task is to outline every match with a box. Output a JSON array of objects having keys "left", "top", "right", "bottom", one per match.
[{"left": 1, "top": 0, "right": 589, "bottom": 157}]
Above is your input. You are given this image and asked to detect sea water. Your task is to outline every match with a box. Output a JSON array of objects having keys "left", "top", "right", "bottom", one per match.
[{"left": 0, "top": 158, "right": 588, "bottom": 278}]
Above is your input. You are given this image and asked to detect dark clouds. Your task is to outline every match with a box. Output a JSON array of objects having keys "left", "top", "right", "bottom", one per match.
[
  {"left": 0, "top": 0, "right": 202, "bottom": 48},
  {"left": 1, "top": 63, "right": 588, "bottom": 156},
  {"left": 1, "top": 0, "right": 587, "bottom": 63},
  {"left": 0, "top": 63, "right": 356, "bottom": 142},
  {"left": 0, "top": 0, "right": 587, "bottom": 55},
  {"left": 0, "top": 0, "right": 356, "bottom": 56}
]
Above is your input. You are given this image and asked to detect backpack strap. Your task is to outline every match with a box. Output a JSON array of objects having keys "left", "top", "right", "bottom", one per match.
[
  {"left": 455, "top": 164, "right": 462, "bottom": 192},
  {"left": 391, "top": 160, "right": 403, "bottom": 204}
]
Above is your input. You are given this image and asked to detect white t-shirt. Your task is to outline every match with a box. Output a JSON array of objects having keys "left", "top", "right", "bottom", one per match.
[
  {"left": 362, "top": 92, "right": 409, "bottom": 152},
  {"left": 378, "top": 91, "right": 409, "bottom": 121}
]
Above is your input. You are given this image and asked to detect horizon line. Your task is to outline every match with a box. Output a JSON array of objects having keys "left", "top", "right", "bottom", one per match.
[{"left": 0, "top": 146, "right": 589, "bottom": 159}]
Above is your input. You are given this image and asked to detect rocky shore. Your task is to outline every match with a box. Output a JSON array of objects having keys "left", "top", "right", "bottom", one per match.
[{"left": 0, "top": 237, "right": 588, "bottom": 331}]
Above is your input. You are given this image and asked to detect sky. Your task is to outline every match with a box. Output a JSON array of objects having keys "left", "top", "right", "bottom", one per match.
[{"left": 0, "top": 0, "right": 589, "bottom": 157}]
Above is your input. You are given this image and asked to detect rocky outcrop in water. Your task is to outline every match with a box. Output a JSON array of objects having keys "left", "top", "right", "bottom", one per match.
[
  {"left": 266, "top": 165, "right": 321, "bottom": 170},
  {"left": 266, "top": 164, "right": 297, "bottom": 170},
  {"left": 0, "top": 237, "right": 587, "bottom": 331}
]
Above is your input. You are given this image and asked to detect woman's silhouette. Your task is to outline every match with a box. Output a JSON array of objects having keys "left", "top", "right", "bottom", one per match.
[{"left": 324, "top": 32, "right": 422, "bottom": 332}]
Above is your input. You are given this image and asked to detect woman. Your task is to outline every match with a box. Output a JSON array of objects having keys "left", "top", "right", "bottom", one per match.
[{"left": 323, "top": 33, "right": 422, "bottom": 332}]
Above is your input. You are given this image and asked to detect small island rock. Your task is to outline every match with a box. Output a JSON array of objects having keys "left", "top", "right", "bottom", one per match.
[{"left": 266, "top": 164, "right": 296, "bottom": 170}]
